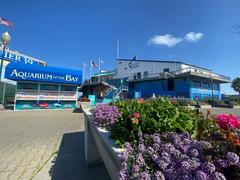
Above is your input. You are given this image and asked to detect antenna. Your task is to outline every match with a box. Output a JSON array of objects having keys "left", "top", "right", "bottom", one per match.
[{"left": 117, "top": 40, "right": 120, "bottom": 59}]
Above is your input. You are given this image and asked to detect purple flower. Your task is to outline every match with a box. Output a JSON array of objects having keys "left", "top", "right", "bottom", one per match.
[
  {"left": 138, "top": 144, "right": 146, "bottom": 153},
  {"left": 212, "top": 172, "right": 226, "bottom": 180},
  {"left": 153, "top": 143, "right": 160, "bottom": 151},
  {"left": 154, "top": 171, "right": 165, "bottom": 180},
  {"left": 132, "top": 164, "right": 140, "bottom": 173},
  {"left": 188, "top": 148, "right": 199, "bottom": 158},
  {"left": 124, "top": 142, "right": 133, "bottom": 152},
  {"left": 161, "top": 144, "right": 175, "bottom": 154},
  {"left": 203, "top": 162, "right": 215, "bottom": 174},
  {"left": 216, "top": 159, "right": 228, "bottom": 168},
  {"left": 153, "top": 133, "right": 161, "bottom": 144},
  {"left": 188, "top": 158, "right": 201, "bottom": 170},
  {"left": 119, "top": 170, "right": 127, "bottom": 180},
  {"left": 136, "top": 154, "right": 145, "bottom": 167},
  {"left": 226, "top": 152, "right": 239, "bottom": 165},
  {"left": 157, "top": 160, "right": 169, "bottom": 170},
  {"left": 195, "top": 170, "right": 209, "bottom": 180},
  {"left": 140, "top": 171, "right": 151, "bottom": 180},
  {"left": 180, "top": 161, "right": 191, "bottom": 172},
  {"left": 146, "top": 147, "right": 154, "bottom": 155}
]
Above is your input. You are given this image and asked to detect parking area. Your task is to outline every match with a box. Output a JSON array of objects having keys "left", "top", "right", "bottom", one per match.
[{"left": 0, "top": 110, "right": 110, "bottom": 180}]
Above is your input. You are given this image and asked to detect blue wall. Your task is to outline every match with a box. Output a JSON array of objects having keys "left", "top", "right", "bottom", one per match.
[{"left": 126, "top": 77, "right": 222, "bottom": 100}]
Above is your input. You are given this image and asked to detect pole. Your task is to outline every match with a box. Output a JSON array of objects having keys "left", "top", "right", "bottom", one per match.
[
  {"left": 0, "top": 45, "right": 6, "bottom": 105},
  {"left": 117, "top": 40, "right": 119, "bottom": 59},
  {"left": 211, "top": 74, "right": 214, "bottom": 107},
  {"left": 98, "top": 58, "right": 101, "bottom": 83},
  {"left": 82, "top": 62, "right": 85, "bottom": 84},
  {"left": 90, "top": 61, "right": 92, "bottom": 83}
]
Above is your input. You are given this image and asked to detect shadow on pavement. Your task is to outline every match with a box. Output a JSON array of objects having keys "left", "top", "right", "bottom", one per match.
[
  {"left": 49, "top": 131, "right": 110, "bottom": 180},
  {"left": 72, "top": 108, "right": 83, "bottom": 113}
]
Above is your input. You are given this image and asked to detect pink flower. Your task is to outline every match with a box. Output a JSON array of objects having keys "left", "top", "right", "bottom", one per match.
[
  {"left": 133, "top": 112, "right": 140, "bottom": 119},
  {"left": 216, "top": 114, "right": 240, "bottom": 129}
]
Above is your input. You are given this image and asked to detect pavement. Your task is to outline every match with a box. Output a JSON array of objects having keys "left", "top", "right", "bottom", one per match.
[
  {"left": 0, "top": 110, "right": 110, "bottom": 180},
  {"left": 200, "top": 107, "right": 240, "bottom": 119}
]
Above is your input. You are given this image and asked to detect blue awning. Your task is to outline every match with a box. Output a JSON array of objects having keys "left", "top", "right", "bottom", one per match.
[{"left": 4, "top": 62, "right": 82, "bottom": 85}]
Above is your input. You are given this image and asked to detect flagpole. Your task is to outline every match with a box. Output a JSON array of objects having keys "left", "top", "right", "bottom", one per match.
[
  {"left": 90, "top": 61, "right": 92, "bottom": 83},
  {"left": 82, "top": 61, "right": 85, "bottom": 83},
  {"left": 98, "top": 58, "right": 101, "bottom": 83}
]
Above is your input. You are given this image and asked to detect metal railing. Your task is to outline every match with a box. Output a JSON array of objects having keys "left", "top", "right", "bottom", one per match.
[{"left": 127, "top": 67, "right": 230, "bottom": 82}]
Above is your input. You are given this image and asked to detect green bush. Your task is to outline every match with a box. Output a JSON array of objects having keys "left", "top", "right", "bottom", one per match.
[{"left": 110, "top": 98, "right": 202, "bottom": 146}]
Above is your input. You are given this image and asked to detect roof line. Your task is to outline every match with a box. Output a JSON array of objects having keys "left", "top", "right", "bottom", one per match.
[{"left": 116, "top": 58, "right": 211, "bottom": 71}]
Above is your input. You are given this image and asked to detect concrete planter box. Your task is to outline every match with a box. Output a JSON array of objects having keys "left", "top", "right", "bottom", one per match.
[
  {"left": 200, "top": 104, "right": 212, "bottom": 109},
  {"left": 84, "top": 109, "right": 123, "bottom": 180},
  {"left": 233, "top": 105, "right": 240, "bottom": 109},
  {"left": 80, "top": 102, "right": 91, "bottom": 110}
]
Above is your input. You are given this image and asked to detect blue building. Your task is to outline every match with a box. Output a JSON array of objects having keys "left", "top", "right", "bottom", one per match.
[{"left": 87, "top": 58, "right": 230, "bottom": 100}]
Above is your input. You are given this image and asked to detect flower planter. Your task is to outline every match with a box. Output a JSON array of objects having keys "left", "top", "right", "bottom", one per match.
[
  {"left": 199, "top": 104, "right": 212, "bottom": 109},
  {"left": 80, "top": 102, "right": 91, "bottom": 110},
  {"left": 84, "top": 109, "right": 123, "bottom": 180},
  {"left": 233, "top": 105, "right": 240, "bottom": 109}
]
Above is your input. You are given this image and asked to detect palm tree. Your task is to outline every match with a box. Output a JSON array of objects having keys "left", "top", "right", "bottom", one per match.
[{"left": 232, "top": 78, "right": 240, "bottom": 101}]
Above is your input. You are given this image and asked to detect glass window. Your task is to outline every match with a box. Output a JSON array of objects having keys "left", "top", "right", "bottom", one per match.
[
  {"left": 164, "top": 68, "right": 169, "bottom": 72},
  {"left": 137, "top": 72, "right": 141, "bottom": 79},
  {"left": 193, "top": 81, "right": 201, "bottom": 88},
  {"left": 17, "top": 83, "right": 38, "bottom": 90},
  {"left": 202, "top": 82, "right": 210, "bottom": 89},
  {"left": 144, "top": 71, "right": 148, "bottom": 78},
  {"left": 40, "top": 84, "right": 58, "bottom": 91},
  {"left": 61, "top": 85, "right": 77, "bottom": 91}
]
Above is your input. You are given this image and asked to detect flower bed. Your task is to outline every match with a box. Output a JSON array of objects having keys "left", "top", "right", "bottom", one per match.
[{"left": 89, "top": 98, "right": 240, "bottom": 180}]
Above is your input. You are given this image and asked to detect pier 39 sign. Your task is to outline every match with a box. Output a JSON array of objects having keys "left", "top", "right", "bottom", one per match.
[
  {"left": 0, "top": 49, "right": 42, "bottom": 65},
  {"left": 5, "top": 63, "right": 82, "bottom": 85}
]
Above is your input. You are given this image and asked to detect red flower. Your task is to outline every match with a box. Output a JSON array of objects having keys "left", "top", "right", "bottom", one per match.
[
  {"left": 133, "top": 112, "right": 140, "bottom": 119},
  {"left": 216, "top": 114, "right": 240, "bottom": 129}
]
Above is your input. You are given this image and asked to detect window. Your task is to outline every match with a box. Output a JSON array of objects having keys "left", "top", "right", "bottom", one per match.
[
  {"left": 167, "top": 79, "right": 174, "bottom": 91},
  {"left": 17, "top": 83, "right": 38, "bottom": 90},
  {"left": 61, "top": 85, "right": 77, "bottom": 91},
  {"left": 137, "top": 72, "right": 141, "bottom": 79},
  {"left": 202, "top": 82, "right": 210, "bottom": 89},
  {"left": 144, "top": 71, "right": 148, "bottom": 78},
  {"left": 40, "top": 84, "right": 58, "bottom": 91},
  {"left": 193, "top": 81, "right": 201, "bottom": 88},
  {"left": 164, "top": 68, "right": 170, "bottom": 72}
]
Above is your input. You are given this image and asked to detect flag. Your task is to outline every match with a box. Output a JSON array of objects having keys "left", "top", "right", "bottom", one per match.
[
  {"left": 91, "top": 61, "right": 98, "bottom": 68},
  {"left": 0, "top": 17, "right": 13, "bottom": 28}
]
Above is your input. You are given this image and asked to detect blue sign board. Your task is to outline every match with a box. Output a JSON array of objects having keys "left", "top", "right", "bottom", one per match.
[
  {"left": 88, "top": 95, "right": 96, "bottom": 106},
  {"left": 4, "top": 62, "right": 82, "bottom": 85},
  {"left": 0, "top": 49, "right": 41, "bottom": 65}
]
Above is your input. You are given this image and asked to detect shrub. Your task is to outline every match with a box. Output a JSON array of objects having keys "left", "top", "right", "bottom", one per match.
[
  {"left": 119, "top": 132, "right": 240, "bottom": 180},
  {"left": 91, "top": 104, "right": 121, "bottom": 129},
  {"left": 110, "top": 98, "right": 200, "bottom": 146}
]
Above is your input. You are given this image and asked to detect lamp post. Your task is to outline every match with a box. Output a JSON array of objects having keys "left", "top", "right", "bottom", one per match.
[{"left": 0, "top": 32, "right": 11, "bottom": 106}]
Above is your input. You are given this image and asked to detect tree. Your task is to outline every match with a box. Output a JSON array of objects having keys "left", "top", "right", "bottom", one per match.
[{"left": 232, "top": 78, "right": 240, "bottom": 101}]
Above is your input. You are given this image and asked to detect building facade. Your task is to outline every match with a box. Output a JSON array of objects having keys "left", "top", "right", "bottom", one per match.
[{"left": 91, "top": 58, "right": 230, "bottom": 100}]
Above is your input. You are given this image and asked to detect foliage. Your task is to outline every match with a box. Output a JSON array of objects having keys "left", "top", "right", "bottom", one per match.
[
  {"left": 232, "top": 77, "right": 240, "bottom": 95},
  {"left": 110, "top": 98, "right": 203, "bottom": 146},
  {"left": 91, "top": 104, "right": 121, "bottom": 129},
  {"left": 119, "top": 132, "right": 240, "bottom": 180}
]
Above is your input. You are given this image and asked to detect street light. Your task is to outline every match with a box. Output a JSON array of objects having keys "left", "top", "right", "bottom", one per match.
[{"left": 0, "top": 32, "right": 11, "bottom": 106}]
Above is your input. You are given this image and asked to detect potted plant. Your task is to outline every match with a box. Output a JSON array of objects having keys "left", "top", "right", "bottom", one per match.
[{"left": 80, "top": 97, "right": 91, "bottom": 110}]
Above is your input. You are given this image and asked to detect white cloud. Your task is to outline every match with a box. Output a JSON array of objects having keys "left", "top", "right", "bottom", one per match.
[
  {"left": 148, "top": 34, "right": 183, "bottom": 47},
  {"left": 185, "top": 32, "right": 204, "bottom": 42}
]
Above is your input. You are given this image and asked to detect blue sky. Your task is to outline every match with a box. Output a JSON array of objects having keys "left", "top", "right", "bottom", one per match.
[{"left": 1, "top": 0, "right": 240, "bottom": 94}]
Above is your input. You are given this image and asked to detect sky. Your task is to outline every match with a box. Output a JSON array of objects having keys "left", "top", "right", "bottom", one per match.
[{"left": 1, "top": 0, "right": 240, "bottom": 94}]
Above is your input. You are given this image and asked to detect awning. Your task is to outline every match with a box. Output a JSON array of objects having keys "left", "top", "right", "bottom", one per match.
[{"left": 4, "top": 62, "right": 82, "bottom": 85}]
